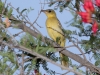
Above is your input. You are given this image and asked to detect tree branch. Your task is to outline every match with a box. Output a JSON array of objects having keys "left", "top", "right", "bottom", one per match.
[
  {"left": 12, "top": 23, "right": 100, "bottom": 74},
  {"left": 0, "top": 40, "right": 82, "bottom": 75}
]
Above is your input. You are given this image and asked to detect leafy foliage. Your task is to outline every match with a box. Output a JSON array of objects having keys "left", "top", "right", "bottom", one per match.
[
  {"left": 0, "top": 49, "right": 18, "bottom": 75},
  {"left": 48, "top": 0, "right": 71, "bottom": 12},
  {"left": 0, "top": 0, "right": 100, "bottom": 75},
  {"left": 20, "top": 33, "right": 59, "bottom": 74},
  {"left": 47, "top": 0, "right": 100, "bottom": 74},
  {"left": 0, "top": 1, "right": 4, "bottom": 14}
]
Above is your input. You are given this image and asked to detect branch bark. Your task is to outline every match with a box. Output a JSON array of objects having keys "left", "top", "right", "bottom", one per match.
[
  {"left": 13, "top": 23, "right": 100, "bottom": 74},
  {"left": 0, "top": 40, "right": 82, "bottom": 75}
]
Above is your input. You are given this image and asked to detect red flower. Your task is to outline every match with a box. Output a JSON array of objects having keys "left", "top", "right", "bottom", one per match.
[
  {"left": 92, "top": 21, "right": 98, "bottom": 35},
  {"left": 78, "top": 12, "right": 92, "bottom": 23},
  {"left": 83, "top": 0, "right": 95, "bottom": 13},
  {"left": 95, "top": 0, "right": 100, "bottom": 7}
]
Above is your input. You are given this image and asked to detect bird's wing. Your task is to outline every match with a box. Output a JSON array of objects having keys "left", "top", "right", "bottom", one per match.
[{"left": 57, "top": 19, "right": 65, "bottom": 36}]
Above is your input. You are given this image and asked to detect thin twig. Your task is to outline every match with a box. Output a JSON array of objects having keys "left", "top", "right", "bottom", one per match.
[
  {"left": 8, "top": 4, "right": 42, "bottom": 35},
  {"left": 0, "top": 23, "right": 18, "bottom": 46},
  {"left": 13, "top": 31, "right": 24, "bottom": 37},
  {"left": 78, "top": 50, "right": 91, "bottom": 55},
  {"left": 71, "top": 39, "right": 87, "bottom": 60},
  {"left": 0, "top": 40, "right": 82, "bottom": 75},
  {"left": 21, "top": 52, "right": 24, "bottom": 75},
  {"left": 63, "top": 64, "right": 83, "bottom": 75}
]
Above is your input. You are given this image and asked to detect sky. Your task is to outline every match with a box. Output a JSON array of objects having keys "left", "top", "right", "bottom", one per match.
[{"left": 2, "top": 0, "right": 95, "bottom": 75}]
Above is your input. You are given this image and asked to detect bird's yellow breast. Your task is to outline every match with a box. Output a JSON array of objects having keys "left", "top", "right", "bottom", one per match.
[{"left": 46, "top": 17, "right": 65, "bottom": 46}]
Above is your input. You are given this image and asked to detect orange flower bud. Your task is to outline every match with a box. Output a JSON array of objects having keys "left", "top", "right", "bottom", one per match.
[{"left": 4, "top": 17, "right": 11, "bottom": 28}]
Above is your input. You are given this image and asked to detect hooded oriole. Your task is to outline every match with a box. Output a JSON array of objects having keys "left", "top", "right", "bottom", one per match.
[{"left": 41, "top": 9, "right": 69, "bottom": 68}]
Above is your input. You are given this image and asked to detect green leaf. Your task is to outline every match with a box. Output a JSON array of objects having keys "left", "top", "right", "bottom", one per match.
[
  {"left": 63, "top": 0, "right": 71, "bottom": 8},
  {"left": 21, "top": 9, "right": 27, "bottom": 15},
  {"left": 95, "top": 60, "right": 100, "bottom": 66},
  {"left": 7, "top": 7, "right": 13, "bottom": 18},
  {"left": 48, "top": 47, "right": 55, "bottom": 52},
  {"left": 0, "top": 1, "right": 4, "bottom": 14},
  {"left": 24, "top": 63, "right": 31, "bottom": 71}
]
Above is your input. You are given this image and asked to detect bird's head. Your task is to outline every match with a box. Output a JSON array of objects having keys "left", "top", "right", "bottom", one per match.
[{"left": 41, "top": 9, "right": 56, "bottom": 18}]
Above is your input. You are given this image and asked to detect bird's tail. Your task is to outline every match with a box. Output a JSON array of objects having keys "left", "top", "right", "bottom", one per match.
[
  {"left": 59, "top": 53, "right": 69, "bottom": 68},
  {"left": 59, "top": 39, "right": 69, "bottom": 69}
]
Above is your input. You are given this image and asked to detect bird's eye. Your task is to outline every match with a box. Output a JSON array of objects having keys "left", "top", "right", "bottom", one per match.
[{"left": 48, "top": 10, "right": 51, "bottom": 13}]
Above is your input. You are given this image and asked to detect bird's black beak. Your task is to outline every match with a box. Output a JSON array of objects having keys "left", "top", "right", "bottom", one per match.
[{"left": 41, "top": 10, "right": 46, "bottom": 13}]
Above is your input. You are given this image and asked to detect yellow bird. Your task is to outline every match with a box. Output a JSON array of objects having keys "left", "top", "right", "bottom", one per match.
[{"left": 41, "top": 9, "right": 69, "bottom": 68}]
